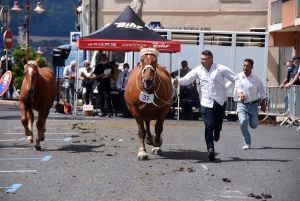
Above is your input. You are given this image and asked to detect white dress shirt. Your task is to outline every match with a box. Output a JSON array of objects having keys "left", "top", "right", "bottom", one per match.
[
  {"left": 178, "top": 62, "right": 243, "bottom": 108},
  {"left": 117, "top": 71, "right": 130, "bottom": 90},
  {"left": 228, "top": 72, "right": 266, "bottom": 103}
]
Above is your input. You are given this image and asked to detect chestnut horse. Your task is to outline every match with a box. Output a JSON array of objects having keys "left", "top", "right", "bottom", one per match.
[
  {"left": 125, "top": 45, "right": 175, "bottom": 160},
  {"left": 20, "top": 58, "right": 56, "bottom": 150}
]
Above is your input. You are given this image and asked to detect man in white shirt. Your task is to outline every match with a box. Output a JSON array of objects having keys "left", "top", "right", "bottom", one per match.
[
  {"left": 227, "top": 59, "right": 266, "bottom": 150},
  {"left": 63, "top": 60, "right": 77, "bottom": 105},
  {"left": 173, "top": 50, "right": 245, "bottom": 161},
  {"left": 117, "top": 63, "right": 131, "bottom": 118}
]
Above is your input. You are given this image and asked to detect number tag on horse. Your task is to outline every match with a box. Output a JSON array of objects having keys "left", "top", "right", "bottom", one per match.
[{"left": 139, "top": 92, "right": 154, "bottom": 103}]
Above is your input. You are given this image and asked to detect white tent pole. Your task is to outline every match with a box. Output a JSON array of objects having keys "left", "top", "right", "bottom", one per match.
[
  {"left": 177, "top": 53, "right": 181, "bottom": 120},
  {"left": 74, "top": 49, "right": 80, "bottom": 116}
]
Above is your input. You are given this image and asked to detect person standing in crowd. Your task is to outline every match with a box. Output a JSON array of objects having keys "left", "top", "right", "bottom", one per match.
[
  {"left": 117, "top": 63, "right": 131, "bottom": 118},
  {"left": 92, "top": 54, "right": 114, "bottom": 117},
  {"left": 173, "top": 50, "right": 245, "bottom": 161},
  {"left": 0, "top": 49, "right": 14, "bottom": 98},
  {"left": 80, "top": 60, "right": 94, "bottom": 105},
  {"left": 171, "top": 60, "right": 196, "bottom": 93},
  {"left": 109, "top": 61, "right": 121, "bottom": 116},
  {"left": 63, "top": 60, "right": 77, "bottom": 105},
  {"left": 227, "top": 59, "right": 266, "bottom": 150},
  {"left": 279, "top": 61, "right": 294, "bottom": 113},
  {"left": 180, "top": 84, "right": 200, "bottom": 120},
  {"left": 285, "top": 56, "right": 300, "bottom": 88}
]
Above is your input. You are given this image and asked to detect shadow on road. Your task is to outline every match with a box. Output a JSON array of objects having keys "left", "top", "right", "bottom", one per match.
[
  {"left": 159, "top": 149, "right": 292, "bottom": 163},
  {"left": 48, "top": 144, "right": 102, "bottom": 153}
]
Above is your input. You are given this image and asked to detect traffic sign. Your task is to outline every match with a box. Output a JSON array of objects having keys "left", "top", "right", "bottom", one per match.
[
  {"left": 0, "top": 71, "right": 12, "bottom": 97},
  {"left": 3, "top": 30, "right": 13, "bottom": 50},
  {"left": 70, "top": 32, "right": 81, "bottom": 45}
]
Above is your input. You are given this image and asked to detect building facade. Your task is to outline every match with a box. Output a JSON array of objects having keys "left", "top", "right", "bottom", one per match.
[
  {"left": 81, "top": 0, "right": 294, "bottom": 86},
  {"left": 268, "top": 0, "right": 300, "bottom": 86}
]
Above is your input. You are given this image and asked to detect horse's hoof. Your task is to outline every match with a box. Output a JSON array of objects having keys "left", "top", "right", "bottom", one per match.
[
  {"left": 41, "top": 137, "right": 45, "bottom": 141},
  {"left": 34, "top": 146, "right": 41, "bottom": 151},
  {"left": 152, "top": 147, "right": 163, "bottom": 155},
  {"left": 152, "top": 136, "right": 163, "bottom": 147},
  {"left": 137, "top": 155, "right": 149, "bottom": 161},
  {"left": 27, "top": 139, "right": 33, "bottom": 143}
]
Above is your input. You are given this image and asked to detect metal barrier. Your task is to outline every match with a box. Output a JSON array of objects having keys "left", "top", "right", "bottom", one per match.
[{"left": 264, "top": 85, "right": 300, "bottom": 130}]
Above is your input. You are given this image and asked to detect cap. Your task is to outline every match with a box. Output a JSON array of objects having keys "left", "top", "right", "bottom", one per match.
[
  {"left": 292, "top": 56, "right": 300, "bottom": 61},
  {"left": 83, "top": 60, "right": 90, "bottom": 65}
]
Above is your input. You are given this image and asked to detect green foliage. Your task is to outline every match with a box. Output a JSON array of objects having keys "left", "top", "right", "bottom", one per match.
[{"left": 11, "top": 45, "right": 47, "bottom": 90}]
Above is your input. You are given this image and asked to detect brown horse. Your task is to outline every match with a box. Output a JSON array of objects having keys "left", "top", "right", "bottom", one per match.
[
  {"left": 20, "top": 58, "right": 56, "bottom": 150},
  {"left": 125, "top": 45, "right": 174, "bottom": 160}
]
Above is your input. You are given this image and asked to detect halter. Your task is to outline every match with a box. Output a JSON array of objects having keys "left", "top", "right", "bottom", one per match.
[{"left": 135, "top": 48, "right": 177, "bottom": 107}]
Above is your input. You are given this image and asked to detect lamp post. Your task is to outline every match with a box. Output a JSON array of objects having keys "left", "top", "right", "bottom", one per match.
[
  {"left": 37, "top": 42, "right": 56, "bottom": 65},
  {"left": 11, "top": 0, "right": 45, "bottom": 61}
]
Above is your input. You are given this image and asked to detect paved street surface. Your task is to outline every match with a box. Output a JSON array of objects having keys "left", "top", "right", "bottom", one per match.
[{"left": 0, "top": 101, "right": 299, "bottom": 201}]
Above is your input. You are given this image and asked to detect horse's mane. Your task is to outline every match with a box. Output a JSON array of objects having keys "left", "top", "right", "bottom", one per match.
[{"left": 140, "top": 47, "right": 159, "bottom": 57}]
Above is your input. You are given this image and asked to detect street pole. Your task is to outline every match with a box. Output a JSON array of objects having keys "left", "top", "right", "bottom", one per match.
[{"left": 26, "top": 0, "right": 30, "bottom": 61}]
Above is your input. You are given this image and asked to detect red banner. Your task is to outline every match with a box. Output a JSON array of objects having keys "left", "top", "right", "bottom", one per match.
[
  {"left": 0, "top": 71, "right": 12, "bottom": 97},
  {"left": 77, "top": 39, "right": 181, "bottom": 53}
]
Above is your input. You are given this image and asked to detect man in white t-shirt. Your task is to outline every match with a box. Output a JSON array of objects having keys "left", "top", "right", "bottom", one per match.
[
  {"left": 63, "top": 60, "right": 77, "bottom": 104},
  {"left": 79, "top": 60, "right": 94, "bottom": 105}
]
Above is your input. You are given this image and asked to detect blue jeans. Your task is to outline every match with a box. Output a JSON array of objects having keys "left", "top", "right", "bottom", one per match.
[
  {"left": 236, "top": 102, "right": 258, "bottom": 146},
  {"left": 201, "top": 101, "right": 225, "bottom": 150},
  {"left": 65, "top": 83, "right": 75, "bottom": 103},
  {"left": 284, "top": 94, "right": 289, "bottom": 112}
]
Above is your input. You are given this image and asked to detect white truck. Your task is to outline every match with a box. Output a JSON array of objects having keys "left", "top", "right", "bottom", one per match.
[{"left": 91, "top": 29, "right": 269, "bottom": 120}]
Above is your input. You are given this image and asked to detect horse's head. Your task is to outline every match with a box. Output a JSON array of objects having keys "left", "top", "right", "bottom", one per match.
[
  {"left": 22, "top": 58, "right": 40, "bottom": 96},
  {"left": 139, "top": 45, "right": 159, "bottom": 89}
]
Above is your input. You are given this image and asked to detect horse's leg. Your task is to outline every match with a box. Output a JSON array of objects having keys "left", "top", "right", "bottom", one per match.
[
  {"left": 34, "top": 111, "right": 45, "bottom": 151},
  {"left": 136, "top": 119, "right": 148, "bottom": 160},
  {"left": 20, "top": 103, "right": 33, "bottom": 140},
  {"left": 151, "top": 116, "right": 164, "bottom": 155},
  {"left": 41, "top": 110, "right": 50, "bottom": 141},
  {"left": 144, "top": 120, "right": 154, "bottom": 145},
  {"left": 26, "top": 109, "right": 34, "bottom": 143}
]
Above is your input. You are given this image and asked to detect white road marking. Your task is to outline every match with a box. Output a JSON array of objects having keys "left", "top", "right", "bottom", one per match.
[
  {"left": 216, "top": 195, "right": 253, "bottom": 199},
  {"left": 2, "top": 133, "right": 77, "bottom": 135},
  {"left": 0, "top": 170, "right": 37, "bottom": 173},
  {"left": 201, "top": 164, "right": 209, "bottom": 170},
  {"left": 162, "top": 144, "right": 184, "bottom": 146}
]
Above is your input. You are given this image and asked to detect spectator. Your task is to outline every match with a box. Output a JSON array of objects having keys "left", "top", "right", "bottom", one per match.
[
  {"left": 170, "top": 60, "right": 196, "bottom": 93},
  {"left": 0, "top": 49, "right": 14, "bottom": 98},
  {"left": 109, "top": 61, "right": 120, "bottom": 89},
  {"left": 63, "top": 60, "right": 76, "bottom": 105},
  {"left": 80, "top": 60, "right": 94, "bottom": 105},
  {"left": 285, "top": 56, "right": 300, "bottom": 88},
  {"left": 92, "top": 54, "right": 114, "bottom": 117},
  {"left": 279, "top": 61, "right": 293, "bottom": 112},
  {"left": 117, "top": 63, "right": 131, "bottom": 118},
  {"left": 180, "top": 84, "right": 200, "bottom": 120}
]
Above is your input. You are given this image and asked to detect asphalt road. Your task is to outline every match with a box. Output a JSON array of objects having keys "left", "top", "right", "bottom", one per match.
[{"left": 0, "top": 102, "right": 299, "bottom": 201}]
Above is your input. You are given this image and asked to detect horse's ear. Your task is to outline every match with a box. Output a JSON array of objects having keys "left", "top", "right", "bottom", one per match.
[
  {"left": 139, "top": 44, "right": 144, "bottom": 50},
  {"left": 154, "top": 45, "right": 159, "bottom": 51},
  {"left": 22, "top": 58, "right": 28, "bottom": 65},
  {"left": 36, "top": 58, "right": 41, "bottom": 65}
]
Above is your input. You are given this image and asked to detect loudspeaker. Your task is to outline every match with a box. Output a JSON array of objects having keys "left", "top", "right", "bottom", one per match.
[{"left": 52, "top": 48, "right": 65, "bottom": 66}]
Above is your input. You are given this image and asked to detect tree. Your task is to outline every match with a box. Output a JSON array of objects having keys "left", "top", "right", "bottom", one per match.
[{"left": 11, "top": 45, "right": 47, "bottom": 90}]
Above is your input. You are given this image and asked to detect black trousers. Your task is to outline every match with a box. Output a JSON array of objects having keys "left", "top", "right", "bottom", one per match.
[
  {"left": 119, "top": 90, "right": 130, "bottom": 117},
  {"left": 97, "top": 84, "right": 112, "bottom": 113}
]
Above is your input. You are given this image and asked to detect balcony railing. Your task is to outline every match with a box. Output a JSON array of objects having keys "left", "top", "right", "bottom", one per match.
[{"left": 270, "top": 0, "right": 282, "bottom": 24}]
